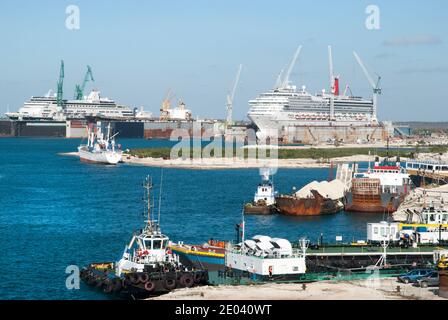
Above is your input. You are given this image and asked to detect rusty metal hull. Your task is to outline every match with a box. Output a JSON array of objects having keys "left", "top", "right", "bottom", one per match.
[
  {"left": 345, "top": 178, "right": 404, "bottom": 214},
  {"left": 344, "top": 194, "right": 400, "bottom": 213},
  {"left": 439, "top": 270, "right": 448, "bottom": 299},
  {"left": 275, "top": 191, "right": 342, "bottom": 216}
]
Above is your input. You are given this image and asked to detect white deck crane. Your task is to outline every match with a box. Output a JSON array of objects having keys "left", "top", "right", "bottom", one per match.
[
  {"left": 328, "top": 46, "right": 335, "bottom": 120},
  {"left": 353, "top": 51, "right": 381, "bottom": 123},
  {"left": 328, "top": 45, "right": 335, "bottom": 94},
  {"left": 281, "top": 45, "right": 302, "bottom": 88},
  {"left": 226, "top": 64, "right": 243, "bottom": 128}
]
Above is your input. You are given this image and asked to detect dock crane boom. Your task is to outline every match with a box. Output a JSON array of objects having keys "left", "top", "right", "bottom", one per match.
[
  {"left": 281, "top": 45, "right": 302, "bottom": 88},
  {"left": 226, "top": 64, "right": 243, "bottom": 128},
  {"left": 74, "top": 65, "right": 94, "bottom": 100},
  {"left": 56, "top": 60, "right": 64, "bottom": 107},
  {"left": 328, "top": 46, "right": 334, "bottom": 93},
  {"left": 353, "top": 52, "right": 381, "bottom": 122}
]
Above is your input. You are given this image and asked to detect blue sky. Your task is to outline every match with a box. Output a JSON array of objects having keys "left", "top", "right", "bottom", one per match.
[{"left": 0, "top": 0, "right": 446, "bottom": 121}]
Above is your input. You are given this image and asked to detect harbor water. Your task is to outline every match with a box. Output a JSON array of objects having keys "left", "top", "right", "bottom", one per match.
[{"left": 0, "top": 138, "right": 385, "bottom": 299}]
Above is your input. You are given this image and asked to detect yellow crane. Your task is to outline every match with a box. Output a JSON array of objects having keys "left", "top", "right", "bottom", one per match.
[{"left": 160, "top": 89, "right": 176, "bottom": 120}]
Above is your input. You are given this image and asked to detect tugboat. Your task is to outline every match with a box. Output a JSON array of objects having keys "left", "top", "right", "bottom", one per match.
[
  {"left": 244, "top": 170, "right": 278, "bottom": 215},
  {"left": 80, "top": 176, "right": 208, "bottom": 299},
  {"left": 78, "top": 121, "right": 123, "bottom": 165}
]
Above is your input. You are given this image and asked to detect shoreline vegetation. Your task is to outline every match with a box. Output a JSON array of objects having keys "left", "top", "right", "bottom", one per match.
[
  {"left": 129, "top": 145, "right": 448, "bottom": 160},
  {"left": 60, "top": 145, "right": 448, "bottom": 170}
]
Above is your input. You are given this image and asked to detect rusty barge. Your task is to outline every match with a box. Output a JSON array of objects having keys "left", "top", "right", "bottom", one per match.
[
  {"left": 345, "top": 156, "right": 412, "bottom": 214},
  {"left": 275, "top": 180, "right": 345, "bottom": 216}
]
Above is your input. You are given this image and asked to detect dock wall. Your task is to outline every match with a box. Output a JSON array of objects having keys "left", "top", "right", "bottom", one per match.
[
  {"left": 14, "top": 121, "right": 66, "bottom": 137},
  {"left": 144, "top": 121, "right": 218, "bottom": 139},
  {"left": 282, "top": 125, "right": 389, "bottom": 144},
  {"left": 0, "top": 120, "right": 13, "bottom": 136}
]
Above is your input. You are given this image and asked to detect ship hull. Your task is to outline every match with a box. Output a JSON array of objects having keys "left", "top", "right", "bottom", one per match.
[
  {"left": 170, "top": 245, "right": 225, "bottom": 272},
  {"left": 275, "top": 191, "right": 342, "bottom": 216},
  {"left": 78, "top": 146, "right": 122, "bottom": 165},
  {"left": 344, "top": 194, "right": 400, "bottom": 213},
  {"left": 243, "top": 204, "right": 277, "bottom": 215}
]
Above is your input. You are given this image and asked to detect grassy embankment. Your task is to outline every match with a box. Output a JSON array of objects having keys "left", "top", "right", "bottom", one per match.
[{"left": 128, "top": 145, "right": 448, "bottom": 161}]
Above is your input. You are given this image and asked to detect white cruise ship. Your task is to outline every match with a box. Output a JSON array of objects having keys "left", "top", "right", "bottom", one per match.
[
  {"left": 247, "top": 46, "right": 379, "bottom": 139},
  {"left": 5, "top": 90, "right": 64, "bottom": 121},
  {"left": 6, "top": 89, "right": 135, "bottom": 121}
]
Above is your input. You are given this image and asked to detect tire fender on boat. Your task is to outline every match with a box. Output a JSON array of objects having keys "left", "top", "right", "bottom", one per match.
[
  {"left": 138, "top": 273, "right": 150, "bottom": 283},
  {"left": 193, "top": 272, "right": 202, "bottom": 284},
  {"left": 129, "top": 273, "right": 140, "bottom": 284},
  {"left": 144, "top": 280, "right": 156, "bottom": 292},
  {"left": 164, "top": 278, "right": 177, "bottom": 290},
  {"left": 180, "top": 274, "right": 194, "bottom": 288},
  {"left": 111, "top": 278, "right": 123, "bottom": 292}
]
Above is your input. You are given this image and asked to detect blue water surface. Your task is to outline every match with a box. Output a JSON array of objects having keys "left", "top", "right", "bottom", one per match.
[{"left": 0, "top": 138, "right": 383, "bottom": 299}]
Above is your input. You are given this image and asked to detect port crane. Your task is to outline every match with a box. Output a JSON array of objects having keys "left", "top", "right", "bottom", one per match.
[
  {"left": 74, "top": 65, "right": 94, "bottom": 100},
  {"left": 353, "top": 52, "right": 381, "bottom": 122},
  {"left": 160, "top": 89, "right": 176, "bottom": 120},
  {"left": 328, "top": 46, "right": 340, "bottom": 120},
  {"left": 281, "top": 45, "right": 302, "bottom": 88},
  {"left": 226, "top": 64, "right": 243, "bottom": 128},
  {"left": 56, "top": 60, "right": 64, "bottom": 107}
]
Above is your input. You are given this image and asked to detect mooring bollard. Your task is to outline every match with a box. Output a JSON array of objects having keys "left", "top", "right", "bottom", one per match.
[
  {"left": 396, "top": 285, "right": 401, "bottom": 294},
  {"left": 302, "top": 283, "right": 307, "bottom": 291}
]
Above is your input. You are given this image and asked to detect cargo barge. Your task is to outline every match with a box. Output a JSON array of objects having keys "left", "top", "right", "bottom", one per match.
[
  {"left": 170, "top": 216, "right": 448, "bottom": 273},
  {"left": 345, "top": 156, "right": 412, "bottom": 213},
  {"left": 275, "top": 180, "right": 345, "bottom": 216}
]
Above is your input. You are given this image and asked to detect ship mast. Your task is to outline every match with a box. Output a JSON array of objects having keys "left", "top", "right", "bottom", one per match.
[{"left": 143, "top": 175, "right": 154, "bottom": 230}]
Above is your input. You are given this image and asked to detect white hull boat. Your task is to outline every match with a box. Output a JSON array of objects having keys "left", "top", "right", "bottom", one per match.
[{"left": 78, "top": 121, "right": 123, "bottom": 165}]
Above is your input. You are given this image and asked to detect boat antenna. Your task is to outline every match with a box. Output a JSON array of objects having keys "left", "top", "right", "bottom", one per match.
[
  {"left": 157, "top": 169, "right": 164, "bottom": 227},
  {"left": 143, "top": 175, "right": 153, "bottom": 226},
  {"left": 241, "top": 206, "right": 245, "bottom": 246},
  {"left": 368, "top": 150, "right": 371, "bottom": 173},
  {"left": 386, "top": 137, "right": 390, "bottom": 159}
]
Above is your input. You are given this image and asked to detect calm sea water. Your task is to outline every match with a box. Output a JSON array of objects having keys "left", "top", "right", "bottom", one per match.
[{"left": 0, "top": 137, "right": 383, "bottom": 300}]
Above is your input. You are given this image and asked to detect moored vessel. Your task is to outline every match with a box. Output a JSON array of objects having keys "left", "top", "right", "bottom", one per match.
[
  {"left": 275, "top": 180, "right": 344, "bottom": 216},
  {"left": 80, "top": 176, "right": 208, "bottom": 299},
  {"left": 78, "top": 122, "right": 123, "bottom": 164},
  {"left": 345, "top": 156, "right": 412, "bottom": 213},
  {"left": 170, "top": 240, "right": 226, "bottom": 272},
  {"left": 244, "top": 170, "right": 278, "bottom": 215}
]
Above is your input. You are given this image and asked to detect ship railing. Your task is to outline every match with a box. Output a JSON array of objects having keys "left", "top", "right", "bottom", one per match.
[{"left": 307, "top": 245, "right": 442, "bottom": 255}]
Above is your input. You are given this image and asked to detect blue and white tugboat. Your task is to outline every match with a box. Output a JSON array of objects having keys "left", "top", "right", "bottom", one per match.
[
  {"left": 80, "top": 176, "right": 208, "bottom": 299},
  {"left": 244, "top": 169, "right": 278, "bottom": 215}
]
